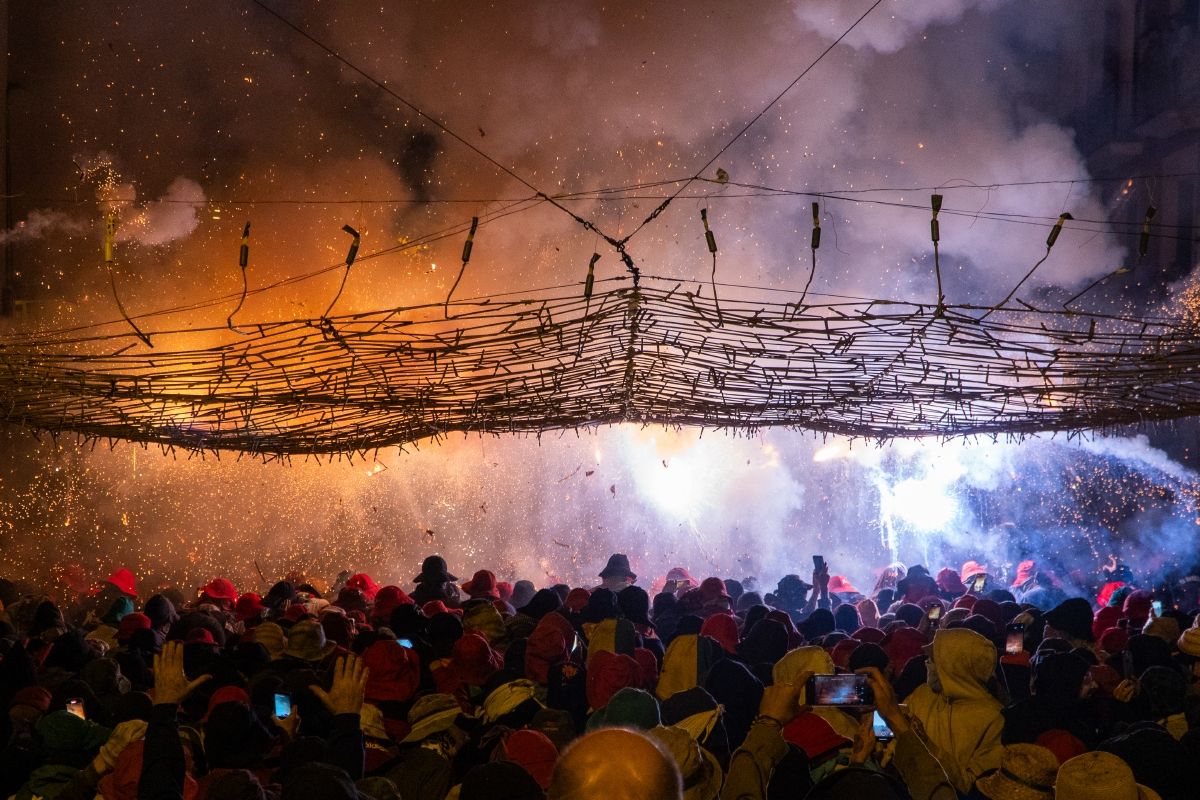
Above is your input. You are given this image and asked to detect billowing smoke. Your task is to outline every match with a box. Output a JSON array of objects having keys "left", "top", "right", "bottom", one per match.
[{"left": 1, "top": 2, "right": 1195, "bottom": 598}]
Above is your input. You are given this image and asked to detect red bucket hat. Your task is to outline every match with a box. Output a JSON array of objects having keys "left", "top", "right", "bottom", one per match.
[
  {"left": 199, "top": 578, "right": 238, "bottom": 604},
  {"left": 462, "top": 570, "right": 500, "bottom": 600}
]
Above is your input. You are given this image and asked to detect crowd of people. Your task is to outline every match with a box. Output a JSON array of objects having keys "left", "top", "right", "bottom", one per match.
[{"left": 1, "top": 551, "right": 1198, "bottom": 799}]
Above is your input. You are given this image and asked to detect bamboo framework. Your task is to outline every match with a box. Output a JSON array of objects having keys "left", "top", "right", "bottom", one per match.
[{"left": 2, "top": 275, "right": 1199, "bottom": 456}]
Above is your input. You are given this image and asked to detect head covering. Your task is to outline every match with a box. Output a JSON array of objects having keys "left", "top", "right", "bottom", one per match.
[
  {"left": 1123, "top": 590, "right": 1153, "bottom": 625},
  {"left": 1177, "top": 626, "right": 1200, "bottom": 657},
  {"left": 345, "top": 573, "right": 379, "bottom": 600},
  {"left": 737, "top": 618, "right": 788, "bottom": 666},
  {"left": 599, "top": 553, "right": 636, "bottom": 581},
  {"left": 234, "top": 593, "right": 267, "bottom": 622},
  {"left": 961, "top": 561, "right": 989, "bottom": 582},
  {"left": 782, "top": 712, "right": 851, "bottom": 762},
  {"left": 117, "top": 612, "right": 152, "bottom": 644},
  {"left": 482, "top": 679, "right": 543, "bottom": 725},
  {"left": 587, "top": 650, "right": 644, "bottom": 710},
  {"left": 35, "top": 710, "right": 113, "bottom": 768},
  {"left": 459, "top": 761, "right": 543, "bottom": 800},
  {"left": 667, "top": 566, "right": 695, "bottom": 585},
  {"left": 1013, "top": 560, "right": 1038, "bottom": 587},
  {"left": 414, "top": 555, "right": 457, "bottom": 584},
  {"left": 12, "top": 686, "right": 53, "bottom": 713},
  {"left": 462, "top": 570, "right": 500, "bottom": 600},
  {"left": 1093, "top": 605, "right": 1125, "bottom": 640},
  {"left": 143, "top": 594, "right": 178, "bottom": 627},
  {"left": 525, "top": 612, "right": 575, "bottom": 684},
  {"left": 1035, "top": 729, "right": 1087, "bottom": 765},
  {"left": 848, "top": 642, "right": 890, "bottom": 673},
  {"left": 200, "top": 577, "right": 238, "bottom": 604},
  {"left": 974, "top": 744, "right": 1058, "bottom": 800},
  {"left": 1098, "top": 627, "right": 1130, "bottom": 654},
  {"left": 363, "top": 639, "right": 421, "bottom": 702},
  {"left": 101, "top": 595, "right": 135, "bottom": 626},
  {"left": 284, "top": 619, "right": 337, "bottom": 661},
  {"left": 463, "top": 602, "right": 505, "bottom": 644},
  {"left": 510, "top": 580, "right": 537, "bottom": 609},
  {"left": 448, "top": 632, "right": 503, "bottom": 687},
  {"left": 1043, "top": 598, "right": 1094, "bottom": 642},
  {"left": 1141, "top": 616, "right": 1179, "bottom": 645},
  {"left": 106, "top": 568, "right": 138, "bottom": 597},
  {"left": 618, "top": 585, "right": 652, "bottom": 626},
  {"left": 699, "top": 613, "right": 738, "bottom": 654},
  {"left": 564, "top": 588, "right": 591, "bottom": 613},
  {"left": 828, "top": 575, "right": 859, "bottom": 595},
  {"left": 401, "top": 694, "right": 463, "bottom": 743},
  {"left": 501, "top": 729, "right": 558, "bottom": 790},
  {"left": 247, "top": 621, "right": 286, "bottom": 660},
  {"left": 881, "top": 627, "right": 928, "bottom": 676},
  {"left": 833, "top": 603, "right": 862, "bottom": 634},
  {"left": 1054, "top": 751, "right": 1160, "bottom": 800},
  {"left": 649, "top": 725, "right": 723, "bottom": 800},
  {"left": 372, "top": 585, "right": 413, "bottom": 621},
  {"left": 585, "top": 687, "right": 660, "bottom": 731}
]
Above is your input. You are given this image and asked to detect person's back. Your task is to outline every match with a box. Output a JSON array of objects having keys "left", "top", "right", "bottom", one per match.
[{"left": 547, "top": 727, "right": 681, "bottom": 800}]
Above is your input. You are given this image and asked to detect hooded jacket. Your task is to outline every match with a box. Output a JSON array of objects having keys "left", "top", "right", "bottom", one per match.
[{"left": 906, "top": 627, "right": 1004, "bottom": 792}]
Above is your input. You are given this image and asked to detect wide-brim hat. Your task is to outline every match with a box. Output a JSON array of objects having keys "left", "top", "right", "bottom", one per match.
[
  {"left": 401, "top": 693, "right": 465, "bottom": 743},
  {"left": 414, "top": 555, "right": 457, "bottom": 584},
  {"left": 599, "top": 553, "right": 636, "bottom": 581},
  {"left": 1054, "top": 751, "right": 1161, "bottom": 800},
  {"left": 284, "top": 619, "right": 337, "bottom": 661},
  {"left": 650, "top": 725, "right": 723, "bottom": 800},
  {"left": 975, "top": 744, "right": 1058, "bottom": 800},
  {"left": 462, "top": 569, "right": 500, "bottom": 599}
]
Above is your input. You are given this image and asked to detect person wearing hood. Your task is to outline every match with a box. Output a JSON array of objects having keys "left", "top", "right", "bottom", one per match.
[{"left": 906, "top": 627, "right": 1005, "bottom": 793}]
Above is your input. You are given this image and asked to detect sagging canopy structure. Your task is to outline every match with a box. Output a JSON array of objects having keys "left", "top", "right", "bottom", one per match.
[{"left": 2, "top": 275, "right": 1200, "bottom": 457}]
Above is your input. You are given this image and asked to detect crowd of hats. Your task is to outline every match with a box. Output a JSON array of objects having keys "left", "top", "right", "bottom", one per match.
[{"left": 2, "top": 552, "right": 1200, "bottom": 799}]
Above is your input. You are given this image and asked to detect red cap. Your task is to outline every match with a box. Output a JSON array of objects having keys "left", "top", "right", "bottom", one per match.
[
  {"left": 10, "top": 686, "right": 53, "bottom": 713},
  {"left": 235, "top": 593, "right": 267, "bottom": 621},
  {"left": 106, "top": 568, "right": 138, "bottom": 597},
  {"left": 699, "top": 576, "right": 730, "bottom": 600},
  {"left": 1035, "top": 729, "right": 1087, "bottom": 765},
  {"left": 421, "top": 600, "right": 462, "bottom": 617},
  {"left": 199, "top": 578, "right": 238, "bottom": 603},
  {"left": 496, "top": 581, "right": 513, "bottom": 602}
]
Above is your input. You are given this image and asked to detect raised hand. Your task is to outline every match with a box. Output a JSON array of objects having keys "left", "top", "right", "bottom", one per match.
[
  {"left": 152, "top": 641, "right": 211, "bottom": 706},
  {"left": 310, "top": 654, "right": 368, "bottom": 716},
  {"left": 758, "top": 670, "right": 811, "bottom": 725}
]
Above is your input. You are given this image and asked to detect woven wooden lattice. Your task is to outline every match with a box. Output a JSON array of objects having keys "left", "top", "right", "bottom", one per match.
[{"left": 2, "top": 275, "right": 1198, "bottom": 456}]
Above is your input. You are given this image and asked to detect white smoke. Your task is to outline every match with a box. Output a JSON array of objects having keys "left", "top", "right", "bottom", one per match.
[
  {"left": 114, "top": 177, "right": 207, "bottom": 247},
  {"left": 0, "top": 210, "right": 91, "bottom": 244}
]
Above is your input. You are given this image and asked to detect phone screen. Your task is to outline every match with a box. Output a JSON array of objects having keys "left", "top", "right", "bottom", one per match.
[
  {"left": 396, "top": 638, "right": 413, "bottom": 649},
  {"left": 807, "top": 674, "right": 873, "bottom": 706},
  {"left": 872, "top": 709, "right": 894, "bottom": 740},
  {"left": 927, "top": 606, "right": 942, "bottom": 620},
  {"left": 66, "top": 698, "right": 86, "bottom": 719},
  {"left": 1151, "top": 600, "right": 1163, "bottom": 617},
  {"left": 274, "top": 693, "right": 292, "bottom": 719},
  {"left": 972, "top": 574, "right": 986, "bottom": 592},
  {"left": 1005, "top": 624, "right": 1025, "bottom": 655}
]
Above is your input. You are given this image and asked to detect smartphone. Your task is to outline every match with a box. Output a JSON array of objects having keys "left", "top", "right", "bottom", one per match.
[
  {"left": 65, "top": 698, "right": 86, "bottom": 720},
  {"left": 396, "top": 638, "right": 414, "bottom": 649},
  {"left": 274, "top": 692, "right": 292, "bottom": 719},
  {"left": 813, "top": 555, "right": 826, "bottom": 571},
  {"left": 971, "top": 574, "right": 987, "bottom": 592},
  {"left": 806, "top": 674, "right": 873, "bottom": 706},
  {"left": 872, "top": 709, "right": 894, "bottom": 741},
  {"left": 1005, "top": 623, "right": 1026, "bottom": 655},
  {"left": 1151, "top": 600, "right": 1163, "bottom": 617},
  {"left": 927, "top": 606, "right": 942, "bottom": 621}
]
